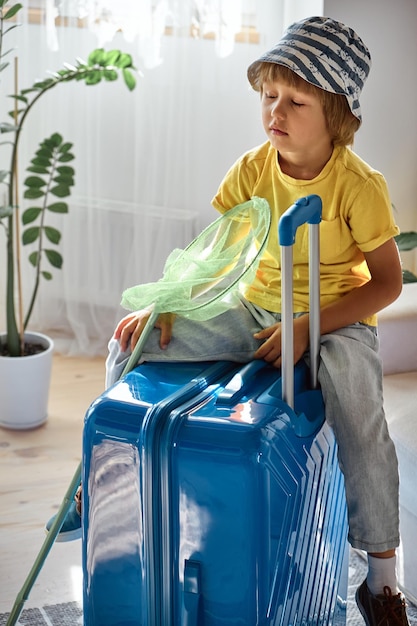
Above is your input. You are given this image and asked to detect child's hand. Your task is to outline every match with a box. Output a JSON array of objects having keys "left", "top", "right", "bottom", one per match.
[
  {"left": 253, "top": 315, "right": 310, "bottom": 368},
  {"left": 114, "top": 310, "right": 176, "bottom": 352}
]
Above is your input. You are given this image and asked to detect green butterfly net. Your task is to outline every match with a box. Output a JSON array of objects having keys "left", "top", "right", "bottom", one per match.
[{"left": 120, "top": 196, "right": 271, "bottom": 375}]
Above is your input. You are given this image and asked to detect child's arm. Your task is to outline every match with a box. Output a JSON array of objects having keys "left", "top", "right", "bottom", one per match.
[
  {"left": 114, "top": 310, "right": 176, "bottom": 352},
  {"left": 319, "top": 237, "right": 402, "bottom": 334},
  {"left": 254, "top": 238, "right": 402, "bottom": 368}
]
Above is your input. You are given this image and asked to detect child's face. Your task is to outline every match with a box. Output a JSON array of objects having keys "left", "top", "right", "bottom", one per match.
[{"left": 261, "top": 78, "right": 332, "bottom": 168}]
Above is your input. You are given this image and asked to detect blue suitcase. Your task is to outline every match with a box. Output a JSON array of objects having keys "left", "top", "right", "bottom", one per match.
[{"left": 82, "top": 197, "right": 349, "bottom": 625}]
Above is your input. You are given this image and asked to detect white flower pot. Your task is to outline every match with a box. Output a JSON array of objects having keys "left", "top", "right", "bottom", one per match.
[{"left": 0, "top": 331, "right": 54, "bottom": 430}]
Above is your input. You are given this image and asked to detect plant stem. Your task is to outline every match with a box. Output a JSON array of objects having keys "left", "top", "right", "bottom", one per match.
[
  {"left": 6, "top": 212, "right": 20, "bottom": 354},
  {"left": 14, "top": 56, "right": 24, "bottom": 352}
]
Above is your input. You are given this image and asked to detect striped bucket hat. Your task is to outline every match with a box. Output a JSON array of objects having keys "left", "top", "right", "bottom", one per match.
[{"left": 247, "top": 16, "right": 371, "bottom": 121}]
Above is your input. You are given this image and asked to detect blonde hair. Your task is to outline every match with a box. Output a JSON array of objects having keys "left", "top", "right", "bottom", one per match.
[{"left": 254, "top": 63, "right": 360, "bottom": 147}]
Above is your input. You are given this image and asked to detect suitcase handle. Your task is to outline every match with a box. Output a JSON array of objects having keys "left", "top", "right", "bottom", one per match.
[
  {"left": 215, "top": 360, "right": 268, "bottom": 406},
  {"left": 278, "top": 195, "right": 322, "bottom": 245},
  {"left": 279, "top": 195, "right": 322, "bottom": 409}
]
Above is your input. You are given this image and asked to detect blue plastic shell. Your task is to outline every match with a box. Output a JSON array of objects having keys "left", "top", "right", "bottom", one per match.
[{"left": 82, "top": 360, "right": 348, "bottom": 626}]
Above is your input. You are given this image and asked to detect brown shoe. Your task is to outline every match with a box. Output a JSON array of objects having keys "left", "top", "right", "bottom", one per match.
[{"left": 356, "top": 580, "right": 410, "bottom": 626}]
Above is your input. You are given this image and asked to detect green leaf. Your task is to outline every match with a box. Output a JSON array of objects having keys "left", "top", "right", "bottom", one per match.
[
  {"left": 1, "top": 46, "right": 17, "bottom": 59},
  {"left": 103, "top": 49, "right": 121, "bottom": 66},
  {"left": 88, "top": 48, "right": 106, "bottom": 66},
  {"left": 57, "top": 69, "right": 72, "bottom": 81},
  {"left": 0, "top": 122, "right": 17, "bottom": 133},
  {"left": 35, "top": 148, "right": 54, "bottom": 160},
  {"left": 22, "top": 226, "right": 40, "bottom": 245},
  {"left": 33, "top": 78, "right": 55, "bottom": 90},
  {"left": 20, "top": 87, "right": 37, "bottom": 96},
  {"left": 4, "top": 3, "right": 23, "bottom": 19},
  {"left": 24, "top": 175, "right": 47, "bottom": 188},
  {"left": 24, "top": 188, "right": 45, "bottom": 199},
  {"left": 44, "top": 226, "right": 61, "bottom": 244},
  {"left": 103, "top": 69, "right": 118, "bottom": 81},
  {"left": 3, "top": 23, "right": 20, "bottom": 36},
  {"left": 54, "top": 173, "right": 74, "bottom": 185},
  {"left": 56, "top": 165, "right": 75, "bottom": 176},
  {"left": 22, "top": 207, "right": 42, "bottom": 225},
  {"left": 27, "top": 165, "right": 50, "bottom": 174},
  {"left": 0, "top": 169, "right": 9, "bottom": 182},
  {"left": 48, "top": 132, "right": 64, "bottom": 146},
  {"left": 31, "top": 156, "right": 51, "bottom": 167},
  {"left": 395, "top": 231, "right": 417, "bottom": 252},
  {"left": 28, "top": 251, "right": 39, "bottom": 267},
  {"left": 116, "top": 52, "right": 135, "bottom": 69},
  {"left": 58, "top": 152, "right": 75, "bottom": 163},
  {"left": 123, "top": 68, "right": 137, "bottom": 91},
  {"left": 47, "top": 201, "right": 68, "bottom": 213},
  {"left": 42, "top": 271, "right": 53, "bottom": 280},
  {"left": 84, "top": 70, "right": 102, "bottom": 85},
  {"left": 50, "top": 184, "right": 71, "bottom": 198},
  {"left": 59, "top": 142, "right": 73, "bottom": 153},
  {"left": 7, "top": 108, "right": 24, "bottom": 120},
  {"left": 9, "top": 93, "right": 28, "bottom": 105},
  {"left": 45, "top": 249, "right": 63, "bottom": 269}
]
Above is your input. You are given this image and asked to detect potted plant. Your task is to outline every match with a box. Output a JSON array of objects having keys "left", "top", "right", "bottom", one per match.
[{"left": 0, "top": 1, "right": 137, "bottom": 428}]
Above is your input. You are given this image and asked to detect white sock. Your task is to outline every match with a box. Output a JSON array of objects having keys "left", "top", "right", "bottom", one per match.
[{"left": 367, "top": 554, "right": 399, "bottom": 596}]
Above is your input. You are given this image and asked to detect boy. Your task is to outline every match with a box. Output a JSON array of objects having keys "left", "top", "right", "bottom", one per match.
[{"left": 50, "top": 16, "right": 410, "bottom": 626}]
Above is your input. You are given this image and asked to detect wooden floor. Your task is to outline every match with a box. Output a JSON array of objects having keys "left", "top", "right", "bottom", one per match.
[{"left": 0, "top": 354, "right": 105, "bottom": 614}]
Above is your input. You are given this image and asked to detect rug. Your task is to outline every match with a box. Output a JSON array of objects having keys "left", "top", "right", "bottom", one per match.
[{"left": 1, "top": 550, "right": 416, "bottom": 625}]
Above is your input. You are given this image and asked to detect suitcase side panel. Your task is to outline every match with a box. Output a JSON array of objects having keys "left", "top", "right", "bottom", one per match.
[
  {"left": 82, "top": 361, "right": 238, "bottom": 626},
  {"left": 163, "top": 364, "right": 348, "bottom": 626}
]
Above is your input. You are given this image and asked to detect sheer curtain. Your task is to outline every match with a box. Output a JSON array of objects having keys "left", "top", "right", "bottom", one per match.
[{"left": 0, "top": 0, "right": 323, "bottom": 356}]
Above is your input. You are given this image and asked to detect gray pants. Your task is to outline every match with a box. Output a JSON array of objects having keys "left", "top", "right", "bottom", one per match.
[{"left": 106, "top": 298, "right": 399, "bottom": 553}]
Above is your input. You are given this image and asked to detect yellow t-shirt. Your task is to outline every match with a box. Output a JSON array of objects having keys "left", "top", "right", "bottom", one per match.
[{"left": 212, "top": 142, "right": 399, "bottom": 326}]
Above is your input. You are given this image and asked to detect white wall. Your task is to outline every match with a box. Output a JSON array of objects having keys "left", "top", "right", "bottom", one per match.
[{"left": 323, "top": 0, "right": 417, "bottom": 240}]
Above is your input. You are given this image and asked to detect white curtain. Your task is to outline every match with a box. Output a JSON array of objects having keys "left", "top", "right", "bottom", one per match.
[{"left": 0, "top": 0, "right": 323, "bottom": 356}]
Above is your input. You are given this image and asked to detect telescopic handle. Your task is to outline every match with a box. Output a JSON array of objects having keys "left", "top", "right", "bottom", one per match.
[{"left": 278, "top": 195, "right": 322, "bottom": 409}]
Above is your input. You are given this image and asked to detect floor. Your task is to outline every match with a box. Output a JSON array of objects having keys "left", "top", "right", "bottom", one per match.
[
  {"left": 0, "top": 354, "right": 105, "bottom": 617},
  {"left": 1, "top": 354, "right": 416, "bottom": 625}
]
